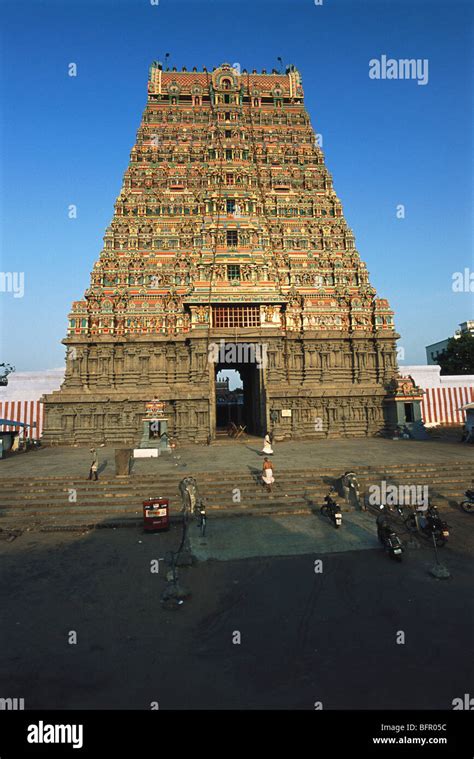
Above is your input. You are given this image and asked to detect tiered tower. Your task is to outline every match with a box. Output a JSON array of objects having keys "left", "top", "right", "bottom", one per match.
[{"left": 43, "top": 62, "right": 400, "bottom": 444}]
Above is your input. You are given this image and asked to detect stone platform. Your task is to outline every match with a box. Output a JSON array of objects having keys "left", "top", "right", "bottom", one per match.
[
  {"left": 188, "top": 512, "right": 379, "bottom": 561},
  {"left": 0, "top": 436, "right": 472, "bottom": 478}
]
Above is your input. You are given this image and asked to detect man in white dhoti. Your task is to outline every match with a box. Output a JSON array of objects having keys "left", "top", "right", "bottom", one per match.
[
  {"left": 262, "top": 457, "right": 275, "bottom": 492},
  {"left": 262, "top": 434, "right": 273, "bottom": 455}
]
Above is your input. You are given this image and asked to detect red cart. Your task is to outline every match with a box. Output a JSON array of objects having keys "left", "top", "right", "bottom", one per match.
[{"left": 143, "top": 498, "right": 170, "bottom": 532}]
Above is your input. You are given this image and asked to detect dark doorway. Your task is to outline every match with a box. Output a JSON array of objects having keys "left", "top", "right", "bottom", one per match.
[
  {"left": 404, "top": 403, "right": 414, "bottom": 423},
  {"left": 214, "top": 349, "right": 266, "bottom": 435}
]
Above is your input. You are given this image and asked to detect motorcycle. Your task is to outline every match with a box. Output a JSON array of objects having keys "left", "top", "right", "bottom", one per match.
[
  {"left": 320, "top": 489, "right": 343, "bottom": 528},
  {"left": 404, "top": 504, "right": 450, "bottom": 546},
  {"left": 394, "top": 504, "right": 406, "bottom": 520},
  {"left": 376, "top": 506, "right": 404, "bottom": 561},
  {"left": 197, "top": 502, "right": 207, "bottom": 537},
  {"left": 378, "top": 525, "right": 404, "bottom": 562},
  {"left": 460, "top": 488, "right": 474, "bottom": 514}
]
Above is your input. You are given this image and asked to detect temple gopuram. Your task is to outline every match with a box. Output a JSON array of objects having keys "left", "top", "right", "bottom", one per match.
[{"left": 43, "top": 62, "right": 404, "bottom": 445}]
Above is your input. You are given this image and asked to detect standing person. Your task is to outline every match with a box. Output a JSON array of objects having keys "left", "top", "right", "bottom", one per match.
[
  {"left": 262, "top": 433, "right": 274, "bottom": 455},
  {"left": 89, "top": 448, "right": 99, "bottom": 481},
  {"left": 415, "top": 498, "right": 429, "bottom": 530},
  {"left": 262, "top": 457, "right": 275, "bottom": 493}
]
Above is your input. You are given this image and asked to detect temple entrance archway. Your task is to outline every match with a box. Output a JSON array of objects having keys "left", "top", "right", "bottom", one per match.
[{"left": 212, "top": 345, "right": 267, "bottom": 437}]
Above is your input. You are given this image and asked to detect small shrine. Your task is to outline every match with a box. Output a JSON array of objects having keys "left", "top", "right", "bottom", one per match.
[
  {"left": 139, "top": 397, "right": 171, "bottom": 451},
  {"left": 384, "top": 375, "right": 427, "bottom": 439}
]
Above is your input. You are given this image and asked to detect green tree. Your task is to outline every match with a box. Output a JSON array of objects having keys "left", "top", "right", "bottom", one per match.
[{"left": 437, "top": 333, "right": 474, "bottom": 375}]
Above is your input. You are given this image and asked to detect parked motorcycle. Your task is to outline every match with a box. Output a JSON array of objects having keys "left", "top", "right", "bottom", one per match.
[
  {"left": 460, "top": 488, "right": 474, "bottom": 514},
  {"left": 321, "top": 489, "right": 343, "bottom": 528},
  {"left": 198, "top": 502, "right": 207, "bottom": 537},
  {"left": 378, "top": 525, "right": 404, "bottom": 561},
  {"left": 394, "top": 504, "right": 407, "bottom": 520},
  {"left": 404, "top": 504, "right": 450, "bottom": 546},
  {"left": 376, "top": 506, "right": 404, "bottom": 561}
]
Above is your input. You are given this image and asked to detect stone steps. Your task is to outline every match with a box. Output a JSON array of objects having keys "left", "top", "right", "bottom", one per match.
[
  {"left": 0, "top": 473, "right": 468, "bottom": 489},
  {"left": 0, "top": 491, "right": 466, "bottom": 514},
  {"left": 0, "top": 465, "right": 471, "bottom": 486},
  {"left": 1, "top": 475, "right": 470, "bottom": 498},
  {"left": 0, "top": 486, "right": 467, "bottom": 502},
  {"left": 0, "top": 482, "right": 468, "bottom": 506},
  {"left": 0, "top": 460, "right": 472, "bottom": 481},
  {"left": 0, "top": 462, "right": 471, "bottom": 529},
  {"left": 0, "top": 483, "right": 468, "bottom": 504}
]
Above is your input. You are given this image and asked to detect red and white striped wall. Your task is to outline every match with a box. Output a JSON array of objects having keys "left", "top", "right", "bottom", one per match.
[
  {"left": 0, "top": 401, "right": 43, "bottom": 439},
  {"left": 421, "top": 386, "right": 474, "bottom": 425},
  {"left": 401, "top": 365, "right": 474, "bottom": 426}
]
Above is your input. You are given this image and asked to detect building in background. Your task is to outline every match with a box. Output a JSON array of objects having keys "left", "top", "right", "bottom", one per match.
[
  {"left": 216, "top": 375, "right": 244, "bottom": 428},
  {"left": 426, "top": 320, "right": 474, "bottom": 365},
  {"left": 0, "top": 369, "right": 64, "bottom": 439},
  {"left": 400, "top": 365, "right": 474, "bottom": 426}
]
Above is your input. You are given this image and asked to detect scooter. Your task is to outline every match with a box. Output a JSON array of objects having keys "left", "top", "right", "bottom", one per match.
[
  {"left": 460, "top": 488, "right": 474, "bottom": 514},
  {"left": 321, "top": 489, "right": 343, "bottom": 528},
  {"left": 404, "top": 504, "right": 449, "bottom": 546}
]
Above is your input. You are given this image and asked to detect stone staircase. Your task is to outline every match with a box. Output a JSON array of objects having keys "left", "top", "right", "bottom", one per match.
[{"left": 0, "top": 462, "right": 472, "bottom": 531}]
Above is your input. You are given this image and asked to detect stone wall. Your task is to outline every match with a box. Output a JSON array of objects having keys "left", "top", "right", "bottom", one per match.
[{"left": 42, "top": 332, "right": 397, "bottom": 444}]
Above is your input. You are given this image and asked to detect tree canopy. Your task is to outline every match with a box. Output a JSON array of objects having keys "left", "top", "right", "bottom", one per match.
[{"left": 437, "top": 333, "right": 474, "bottom": 375}]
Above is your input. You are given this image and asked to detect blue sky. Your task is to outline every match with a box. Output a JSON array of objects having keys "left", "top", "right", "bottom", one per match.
[{"left": 0, "top": 0, "right": 472, "bottom": 370}]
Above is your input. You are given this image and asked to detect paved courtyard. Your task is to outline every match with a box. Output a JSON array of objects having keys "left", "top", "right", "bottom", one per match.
[
  {"left": 1, "top": 433, "right": 472, "bottom": 713},
  {"left": 0, "top": 436, "right": 472, "bottom": 478},
  {"left": 0, "top": 509, "right": 472, "bottom": 711}
]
